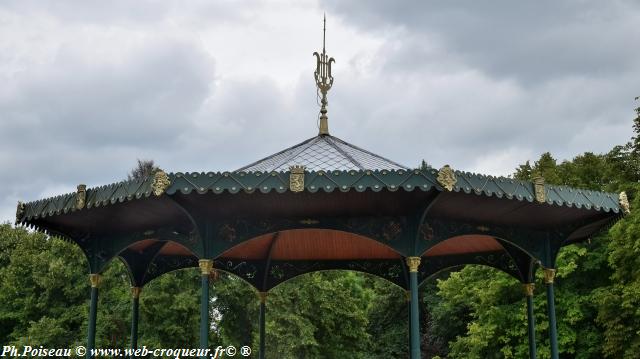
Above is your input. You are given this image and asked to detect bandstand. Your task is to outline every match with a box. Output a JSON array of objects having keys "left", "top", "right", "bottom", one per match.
[{"left": 15, "top": 20, "right": 628, "bottom": 359}]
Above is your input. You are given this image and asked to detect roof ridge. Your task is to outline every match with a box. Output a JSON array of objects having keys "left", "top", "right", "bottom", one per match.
[
  {"left": 323, "top": 135, "right": 365, "bottom": 170},
  {"left": 329, "top": 135, "right": 409, "bottom": 169},
  {"left": 270, "top": 136, "right": 322, "bottom": 170}
]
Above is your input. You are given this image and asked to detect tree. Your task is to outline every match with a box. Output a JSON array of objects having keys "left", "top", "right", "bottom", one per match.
[
  {"left": 595, "top": 186, "right": 640, "bottom": 358},
  {"left": 632, "top": 96, "right": 640, "bottom": 156},
  {"left": 127, "top": 159, "right": 161, "bottom": 181}
]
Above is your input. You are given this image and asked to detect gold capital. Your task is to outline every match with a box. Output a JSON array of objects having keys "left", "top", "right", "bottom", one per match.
[
  {"left": 89, "top": 274, "right": 102, "bottom": 288},
  {"left": 406, "top": 257, "right": 422, "bottom": 273},
  {"left": 131, "top": 287, "right": 142, "bottom": 299},
  {"left": 199, "top": 259, "right": 214, "bottom": 276},
  {"left": 543, "top": 268, "right": 556, "bottom": 284},
  {"left": 258, "top": 292, "right": 268, "bottom": 303},
  {"left": 523, "top": 283, "right": 535, "bottom": 297}
]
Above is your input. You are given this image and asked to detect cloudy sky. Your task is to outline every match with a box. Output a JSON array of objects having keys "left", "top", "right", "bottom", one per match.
[{"left": 1, "top": 0, "right": 639, "bottom": 222}]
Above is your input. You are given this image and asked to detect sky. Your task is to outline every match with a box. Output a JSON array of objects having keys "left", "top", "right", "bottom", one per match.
[{"left": 1, "top": 0, "right": 639, "bottom": 222}]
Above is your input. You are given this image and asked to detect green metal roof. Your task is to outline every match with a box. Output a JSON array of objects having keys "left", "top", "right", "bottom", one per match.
[{"left": 16, "top": 168, "right": 623, "bottom": 223}]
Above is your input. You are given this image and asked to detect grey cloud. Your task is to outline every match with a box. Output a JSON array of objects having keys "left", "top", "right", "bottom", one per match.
[
  {"left": 324, "top": 0, "right": 640, "bottom": 83},
  {"left": 1, "top": 39, "right": 214, "bottom": 149}
]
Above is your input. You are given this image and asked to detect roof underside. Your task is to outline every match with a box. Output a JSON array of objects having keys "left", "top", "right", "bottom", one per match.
[{"left": 236, "top": 134, "right": 408, "bottom": 172}]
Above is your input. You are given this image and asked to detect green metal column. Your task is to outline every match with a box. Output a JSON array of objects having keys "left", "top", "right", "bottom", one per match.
[
  {"left": 405, "top": 290, "right": 411, "bottom": 357},
  {"left": 199, "top": 260, "right": 213, "bottom": 358},
  {"left": 406, "top": 257, "right": 421, "bottom": 359},
  {"left": 544, "top": 269, "right": 559, "bottom": 359},
  {"left": 259, "top": 292, "right": 267, "bottom": 359},
  {"left": 87, "top": 274, "right": 101, "bottom": 359},
  {"left": 524, "top": 283, "right": 537, "bottom": 359},
  {"left": 130, "top": 287, "right": 141, "bottom": 352}
]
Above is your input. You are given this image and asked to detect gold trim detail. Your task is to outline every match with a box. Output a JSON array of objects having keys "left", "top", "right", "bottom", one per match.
[
  {"left": 533, "top": 175, "right": 546, "bottom": 203},
  {"left": 89, "top": 274, "right": 102, "bottom": 288},
  {"left": 76, "top": 184, "right": 87, "bottom": 210},
  {"left": 289, "top": 165, "right": 305, "bottom": 193},
  {"left": 300, "top": 219, "right": 320, "bottom": 225},
  {"left": 406, "top": 257, "right": 422, "bottom": 273},
  {"left": 543, "top": 268, "right": 556, "bottom": 284},
  {"left": 131, "top": 287, "right": 142, "bottom": 299},
  {"left": 152, "top": 170, "right": 171, "bottom": 197},
  {"left": 16, "top": 201, "right": 25, "bottom": 221},
  {"left": 619, "top": 191, "right": 631, "bottom": 214},
  {"left": 258, "top": 292, "right": 268, "bottom": 303},
  {"left": 405, "top": 290, "right": 411, "bottom": 302},
  {"left": 523, "top": 283, "right": 535, "bottom": 297},
  {"left": 199, "top": 259, "right": 214, "bottom": 276},
  {"left": 437, "top": 165, "right": 457, "bottom": 191}
]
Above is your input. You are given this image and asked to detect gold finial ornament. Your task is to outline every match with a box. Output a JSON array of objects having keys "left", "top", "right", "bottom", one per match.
[
  {"left": 406, "top": 256, "right": 422, "bottom": 273},
  {"left": 89, "top": 274, "right": 102, "bottom": 288},
  {"left": 533, "top": 175, "right": 546, "bottom": 203},
  {"left": 258, "top": 292, "right": 268, "bottom": 303},
  {"left": 152, "top": 170, "right": 171, "bottom": 197},
  {"left": 437, "top": 165, "right": 457, "bottom": 191},
  {"left": 199, "top": 259, "right": 214, "bottom": 276},
  {"left": 76, "top": 184, "right": 87, "bottom": 210},
  {"left": 313, "top": 14, "right": 335, "bottom": 136},
  {"left": 619, "top": 191, "right": 630, "bottom": 214},
  {"left": 131, "top": 287, "right": 142, "bottom": 299},
  {"left": 523, "top": 283, "right": 535, "bottom": 297},
  {"left": 289, "top": 165, "right": 306, "bottom": 193},
  {"left": 16, "top": 201, "right": 25, "bottom": 221},
  {"left": 543, "top": 268, "right": 556, "bottom": 284}
]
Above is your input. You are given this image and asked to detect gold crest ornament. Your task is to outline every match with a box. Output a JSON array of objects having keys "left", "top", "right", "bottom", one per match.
[
  {"left": 289, "top": 165, "right": 305, "bottom": 193},
  {"left": 619, "top": 191, "right": 630, "bottom": 214},
  {"left": 76, "top": 184, "right": 87, "bottom": 210},
  {"left": 533, "top": 175, "right": 546, "bottom": 203},
  {"left": 152, "top": 170, "right": 171, "bottom": 197},
  {"left": 437, "top": 165, "right": 457, "bottom": 191},
  {"left": 16, "top": 201, "right": 25, "bottom": 221}
]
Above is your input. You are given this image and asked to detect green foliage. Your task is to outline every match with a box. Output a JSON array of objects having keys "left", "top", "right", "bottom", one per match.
[
  {"left": 595, "top": 186, "right": 640, "bottom": 358},
  {"left": 0, "top": 225, "right": 87, "bottom": 346},
  {"left": 264, "top": 272, "right": 372, "bottom": 359},
  {"left": 138, "top": 269, "right": 201, "bottom": 347}
]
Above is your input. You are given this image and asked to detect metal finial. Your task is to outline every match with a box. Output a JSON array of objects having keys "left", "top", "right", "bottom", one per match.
[
  {"left": 314, "top": 14, "right": 334, "bottom": 135},
  {"left": 323, "top": 13, "right": 326, "bottom": 52}
]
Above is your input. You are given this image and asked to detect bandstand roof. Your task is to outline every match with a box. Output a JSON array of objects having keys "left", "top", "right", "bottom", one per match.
[{"left": 13, "top": 30, "right": 628, "bottom": 292}]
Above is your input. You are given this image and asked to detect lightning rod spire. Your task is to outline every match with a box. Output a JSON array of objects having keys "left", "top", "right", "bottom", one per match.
[{"left": 314, "top": 14, "right": 334, "bottom": 135}]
